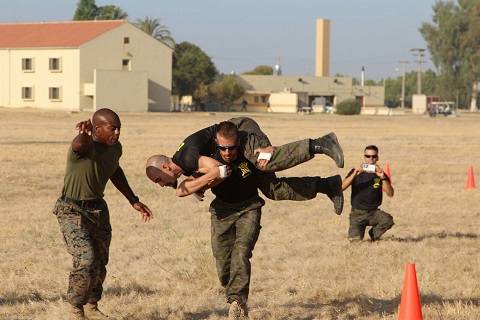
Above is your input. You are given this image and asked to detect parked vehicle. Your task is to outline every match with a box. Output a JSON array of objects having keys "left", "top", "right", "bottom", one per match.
[{"left": 311, "top": 97, "right": 333, "bottom": 113}]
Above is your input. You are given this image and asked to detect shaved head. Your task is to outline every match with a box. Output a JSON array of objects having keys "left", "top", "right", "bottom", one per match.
[
  {"left": 146, "top": 155, "right": 178, "bottom": 189},
  {"left": 90, "top": 108, "right": 121, "bottom": 146},
  {"left": 93, "top": 108, "right": 120, "bottom": 127}
]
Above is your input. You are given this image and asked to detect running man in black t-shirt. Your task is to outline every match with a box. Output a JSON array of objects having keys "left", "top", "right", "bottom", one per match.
[
  {"left": 146, "top": 125, "right": 344, "bottom": 214},
  {"left": 162, "top": 121, "right": 342, "bottom": 317},
  {"left": 147, "top": 117, "right": 344, "bottom": 213}
]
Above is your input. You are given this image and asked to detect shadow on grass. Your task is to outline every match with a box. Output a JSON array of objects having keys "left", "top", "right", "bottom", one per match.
[
  {"left": 278, "top": 294, "right": 480, "bottom": 319},
  {"left": 104, "top": 284, "right": 157, "bottom": 296},
  {"left": 388, "top": 232, "right": 478, "bottom": 243},
  {"left": 0, "top": 291, "right": 62, "bottom": 305}
]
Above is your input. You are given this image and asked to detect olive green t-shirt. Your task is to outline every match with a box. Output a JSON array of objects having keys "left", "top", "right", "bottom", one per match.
[{"left": 62, "top": 140, "right": 122, "bottom": 200}]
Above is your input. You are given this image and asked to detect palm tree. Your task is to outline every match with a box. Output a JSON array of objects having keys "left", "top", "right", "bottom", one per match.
[{"left": 134, "top": 17, "right": 175, "bottom": 49}]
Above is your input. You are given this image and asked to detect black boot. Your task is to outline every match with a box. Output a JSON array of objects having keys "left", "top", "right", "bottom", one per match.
[
  {"left": 310, "top": 132, "right": 344, "bottom": 168},
  {"left": 317, "top": 175, "right": 344, "bottom": 215}
]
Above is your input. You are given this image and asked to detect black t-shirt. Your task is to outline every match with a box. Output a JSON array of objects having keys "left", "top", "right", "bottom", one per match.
[
  {"left": 346, "top": 169, "right": 390, "bottom": 210},
  {"left": 211, "top": 151, "right": 259, "bottom": 203},
  {"left": 172, "top": 124, "right": 218, "bottom": 176}
]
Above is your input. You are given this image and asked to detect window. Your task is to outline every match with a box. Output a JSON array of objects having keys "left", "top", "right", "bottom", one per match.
[
  {"left": 22, "top": 58, "right": 34, "bottom": 72},
  {"left": 49, "top": 87, "right": 62, "bottom": 101},
  {"left": 254, "top": 96, "right": 259, "bottom": 103},
  {"left": 49, "top": 58, "right": 62, "bottom": 72},
  {"left": 22, "top": 87, "right": 34, "bottom": 100},
  {"left": 122, "top": 59, "right": 130, "bottom": 71},
  {"left": 124, "top": 37, "right": 130, "bottom": 44}
]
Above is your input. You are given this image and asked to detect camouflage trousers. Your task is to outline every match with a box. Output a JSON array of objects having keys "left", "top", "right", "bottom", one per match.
[
  {"left": 258, "top": 173, "right": 320, "bottom": 201},
  {"left": 229, "top": 117, "right": 314, "bottom": 172},
  {"left": 348, "top": 208, "right": 394, "bottom": 241},
  {"left": 53, "top": 197, "right": 112, "bottom": 306},
  {"left": 209, "top": 196, "right": 264, "bottom": 305}
]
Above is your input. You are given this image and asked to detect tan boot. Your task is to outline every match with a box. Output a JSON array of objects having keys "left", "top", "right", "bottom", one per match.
[
  {"left": 84, "top": 302, "right": 109, "bottom": 320},
  {"left": 68, "top": 303, "right": 85, "bottom": 320},
  {"left": 228, "top": 301, "right": 249, "bottom": 319}
]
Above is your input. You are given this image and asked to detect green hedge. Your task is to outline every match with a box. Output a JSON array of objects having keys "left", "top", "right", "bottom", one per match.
[{"left": 335, "top": 99, "right": 361, "bottom": 115}]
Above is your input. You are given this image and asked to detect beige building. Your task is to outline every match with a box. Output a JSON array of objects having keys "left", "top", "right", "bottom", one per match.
[
  {"left": 0, "top": 20, "right": 173, "bottom": 112},
  {"left": 229, "top": 19, "right": 385, "bottom": 114},
  {"left": 231, "top": 74, "right": 385, "bottom": 113}
]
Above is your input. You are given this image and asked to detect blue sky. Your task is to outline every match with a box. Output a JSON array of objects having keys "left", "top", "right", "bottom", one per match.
[{"left": 1, "top": 0, "right": 438, "bottom": 81}]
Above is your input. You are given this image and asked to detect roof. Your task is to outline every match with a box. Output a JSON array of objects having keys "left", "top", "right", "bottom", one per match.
[{"left": 0, "top": 20, "right": 127, "bottom": 48}]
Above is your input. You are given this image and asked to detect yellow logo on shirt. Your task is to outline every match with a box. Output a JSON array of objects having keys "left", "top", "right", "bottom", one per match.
[
  {"left": 177, "top": 142, "right": 185, "bottom": 152},
  {"left": 373, "top": 178, "right": 381, "bottom": 188},
  {"left": 238, "top": 162, "right": 251, "bottom": 178}
]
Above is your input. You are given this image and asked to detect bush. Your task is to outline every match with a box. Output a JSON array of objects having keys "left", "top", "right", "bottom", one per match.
[{"left": 335, "top": 99, "right": 361, "bottom": 115}]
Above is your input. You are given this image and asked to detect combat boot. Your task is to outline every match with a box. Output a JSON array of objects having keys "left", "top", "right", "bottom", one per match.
[
  {"left": 228, "top": 301, "right": 249, "bottom": 319},
  {"left": 68, "top": 303, "right": 85, "bottom": 320},
  {"left": 311, "top": 132, "right": 344, "bottom": 168},
  {"left": 84, "top": 302, "right": 109, "bottom": 320},
  {"left": 317, "top": 175, "right": 344, "bottom": 215}
]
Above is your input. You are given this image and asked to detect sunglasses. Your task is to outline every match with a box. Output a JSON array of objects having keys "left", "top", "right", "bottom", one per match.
[
  {"left": 364, "top": 154, "right": 378, "bottom": 159},
  {"left": 217, "top": 144, "right": 238, "bottom": 151}
]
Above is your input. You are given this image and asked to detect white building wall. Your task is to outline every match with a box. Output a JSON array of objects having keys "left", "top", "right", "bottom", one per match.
[
  {"left": 0, "top": 48, "right": 80, "bottom": 110},
  {"left": 94, "top": 69, "right": 147, "bottom": 112},
  {"left": 80, "top": 23, "right": 172, "bottom": 111}
]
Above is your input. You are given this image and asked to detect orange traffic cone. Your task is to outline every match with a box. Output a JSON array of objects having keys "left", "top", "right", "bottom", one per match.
[
  {"left": 384, "top": 163, "right": 392, "bottom": 183},
  {"left": 466, "top": 166, "right": 475, "bottom": 190},
  {"left": 398, "top": 263, "right": 423, "bottom": 320}
]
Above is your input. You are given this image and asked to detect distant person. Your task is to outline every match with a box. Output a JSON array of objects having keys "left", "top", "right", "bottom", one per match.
[
  {"left": 342, "top": 145, "right": 394, "bottom": 241},
  {"left": 241, "top": 99, "right": 248, "bottom": 112},
  {"left": 52, "top": 108, "right": 153, "bottom": 320},
  {"left": 266, "top": 100, "right": 272, "bottom": 112}
]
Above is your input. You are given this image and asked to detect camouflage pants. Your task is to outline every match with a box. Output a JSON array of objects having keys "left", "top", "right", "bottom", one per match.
[
  {"left": 348, "top": 208, "right": 394, "bottom": 241},
  {"left": 258, "top": 173, "right": 320, "bottom": 201},
  {"left": 209, "top": 196, "right": 264, "bottom": 305},
  {"left": 229, "top": 117, "right": 314, "bottom": 172},
  {"left": 53, "top": 198, "right": 112, "bottom": 306}
]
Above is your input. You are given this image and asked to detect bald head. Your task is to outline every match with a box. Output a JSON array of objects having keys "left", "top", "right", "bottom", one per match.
[
  {"left": 146, "top": 155, "right": 178, "bottom": 188},
  {"left": 146, "top": 155, "right": 169, "bottom": 171},
  {"left": 92, "top": 108, "right": 121, "bottom": 146},
  {"left": 93, "top": 108, "right": 120, "bottom": 127}
]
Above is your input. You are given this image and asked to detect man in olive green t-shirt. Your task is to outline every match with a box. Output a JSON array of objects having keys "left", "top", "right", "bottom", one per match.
[{"left": 53, "top": 108, "right": 153, "bottom": 320}]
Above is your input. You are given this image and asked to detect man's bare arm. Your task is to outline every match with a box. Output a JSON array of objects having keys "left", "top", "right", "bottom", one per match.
[{"left": 175, "top": 156, "right": 230, "bottom": 197}]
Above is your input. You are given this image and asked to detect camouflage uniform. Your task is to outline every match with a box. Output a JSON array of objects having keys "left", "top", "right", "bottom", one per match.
[
  {"left": 348, "top": 208, "right": 394, "bottom": 240},
  {"left": 53, "top": 198, "right": 111, "bottom": 306},
  {"left": 345, "top": 169, "right": 394, "bottom": 241},
  {"left": 54, "top": 138, "right": 121, "bottom": 308},
  {"left": 229, "top": 117, "right": 314, "bottom": 172},
  {"left": 210, "top": 196, "right": 264, "bottom": 305}
]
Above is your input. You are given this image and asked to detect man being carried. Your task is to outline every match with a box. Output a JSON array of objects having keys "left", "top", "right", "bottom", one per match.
[{"left": 146, "top": 117, "right": 344, "bottom": 214}]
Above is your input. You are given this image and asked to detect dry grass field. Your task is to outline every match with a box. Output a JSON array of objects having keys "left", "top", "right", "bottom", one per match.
[{"left": 0, "top": 107, "right": 479, "bottom": 320}]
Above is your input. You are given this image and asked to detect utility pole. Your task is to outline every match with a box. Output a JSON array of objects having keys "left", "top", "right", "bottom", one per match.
[
  {"left": 410, "top": 48, "right": 426, "bottom": 94},
  {"left": 399, "top": 61, "right": 409, "bottom": 108}
]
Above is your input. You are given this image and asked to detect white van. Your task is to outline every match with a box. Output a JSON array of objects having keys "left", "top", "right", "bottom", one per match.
[{"left": 311, "top": 97, "right": 333, "bottom": 113}]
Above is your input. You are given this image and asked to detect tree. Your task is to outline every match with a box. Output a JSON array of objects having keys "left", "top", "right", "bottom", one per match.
[
  {"left": 96, "top": 5, "right": 128, "bottom": 20},
  {"left": 210, "top": 75, "right": 245, "bottom": 110},
  {"left": 460, "top": 0, "right": 480, "bottom": 111},
  {"left": 420, "top": 0, "right": 479, "bottom": 110},
  {"left": 73, "top": 0, "right": 98, "bottom": 21},
  {"left": 172, "top": 42, "right": 218, "bottom": 99},
  {"left": 242, "top": 65, "right": 273, "bottom": 75},
  {"left": 134, "top": 17, "right": 175, "bottom": 49}
]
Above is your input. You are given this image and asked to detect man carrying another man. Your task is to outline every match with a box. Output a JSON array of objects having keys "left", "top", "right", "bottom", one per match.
[{"left": 146, "top": 117, "right": 344, "bottom": 214}]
